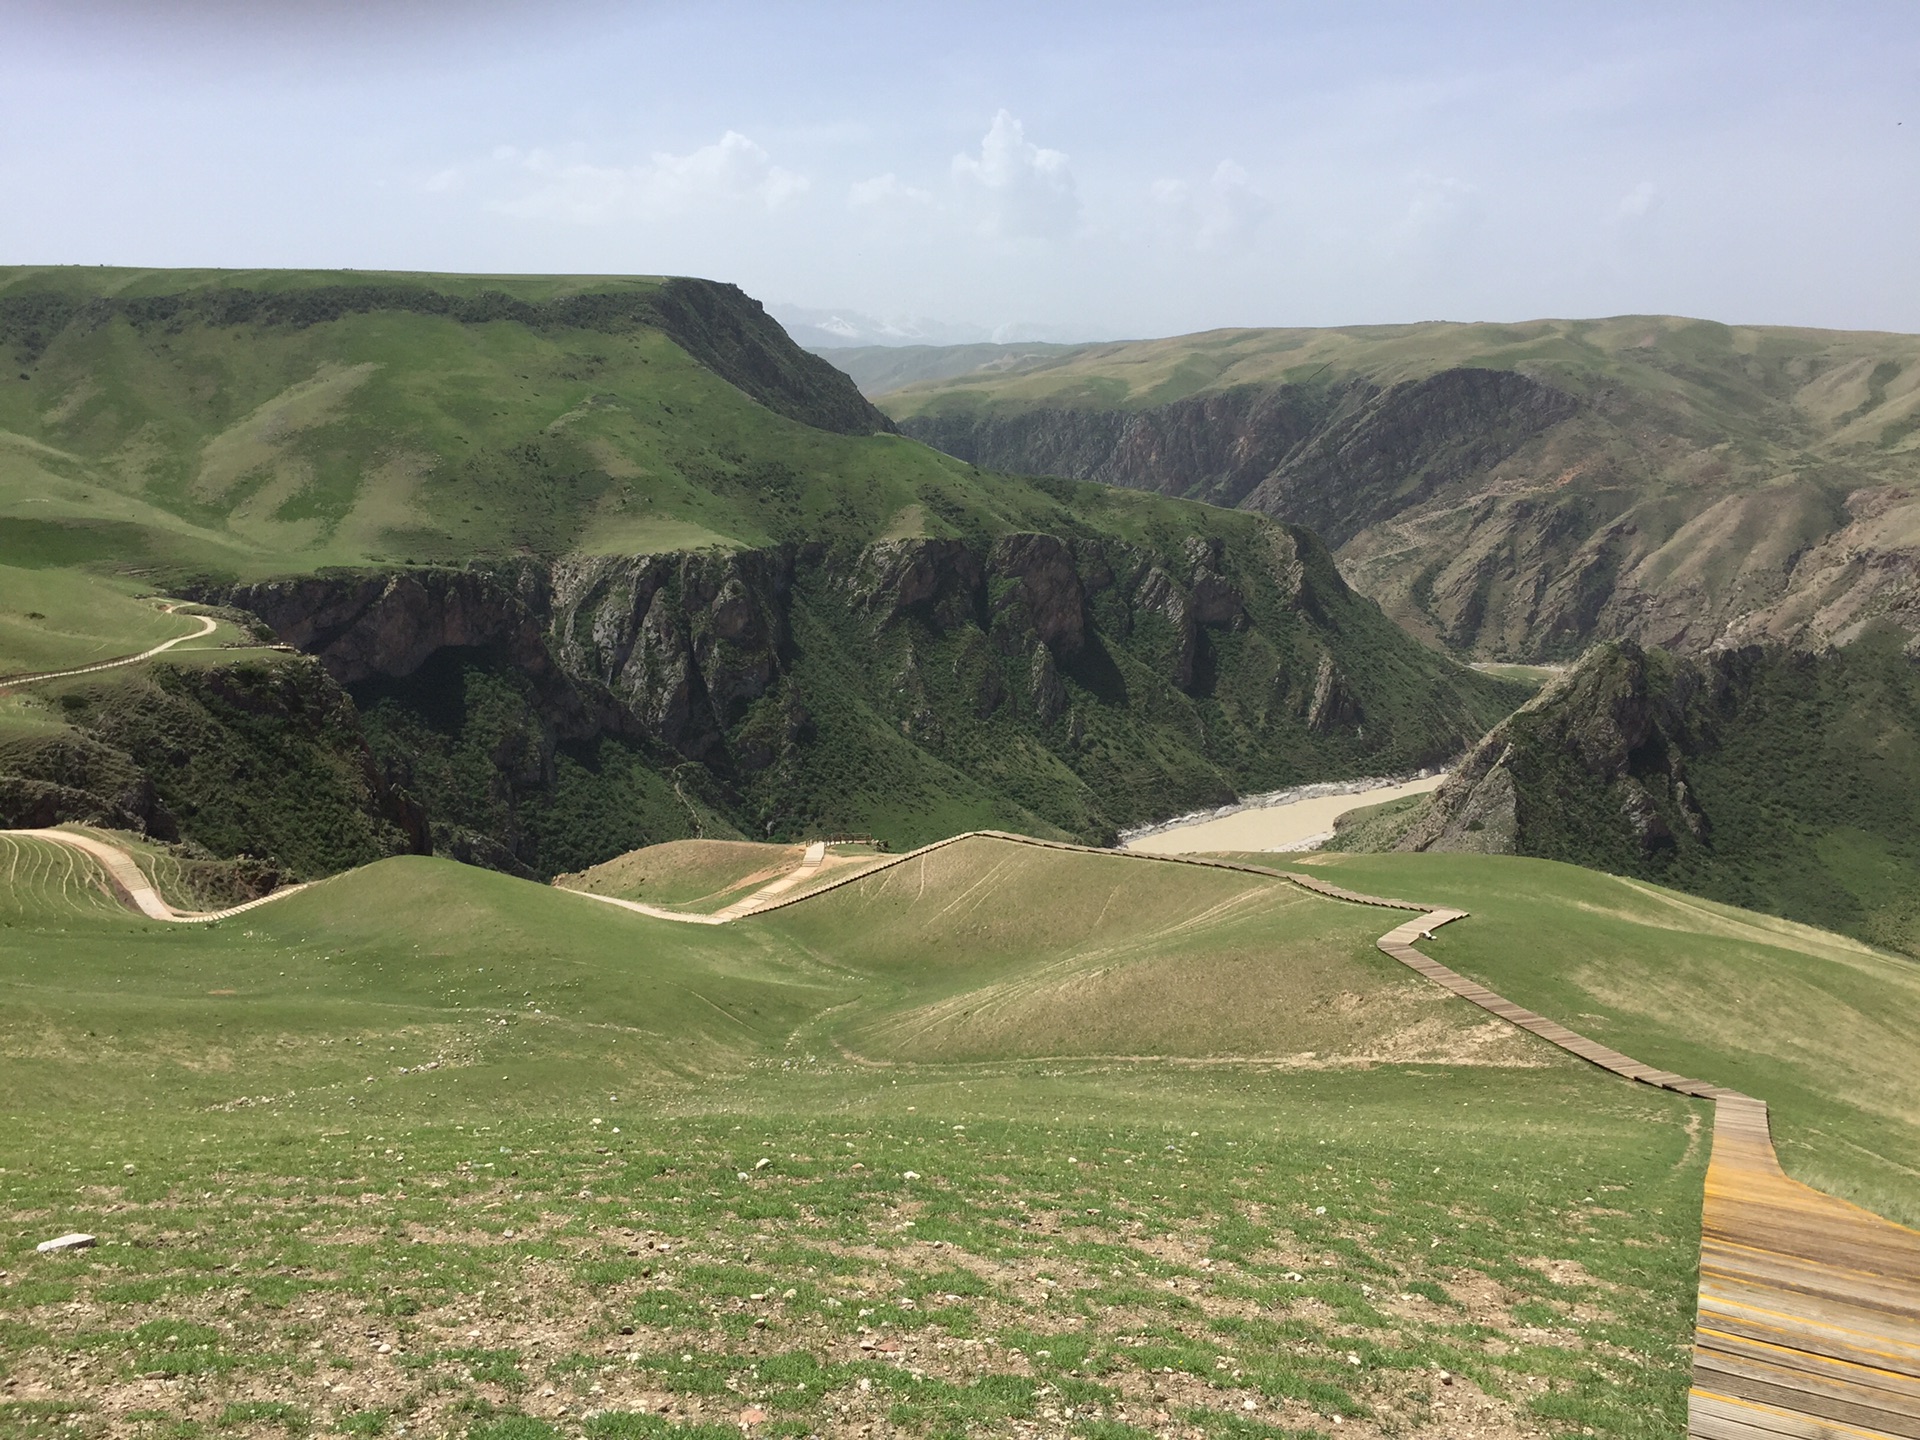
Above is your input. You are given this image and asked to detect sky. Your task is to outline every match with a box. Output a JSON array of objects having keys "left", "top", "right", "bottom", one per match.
[{"left": 3, "top": 0, "right": 1917, "bottom": 341}]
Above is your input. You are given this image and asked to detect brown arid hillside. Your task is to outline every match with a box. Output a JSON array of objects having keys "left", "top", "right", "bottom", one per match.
[{"left": 862, "top": 316, "right": 1920, "bottom": 661}]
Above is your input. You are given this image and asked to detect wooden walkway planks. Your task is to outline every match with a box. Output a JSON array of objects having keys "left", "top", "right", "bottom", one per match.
[
  {"left": 1341, "top": 878, "right": 1920, "bottom": 1440},
  {"left": 812, "top": 837, "right": 1920, "bottom": 1438}
]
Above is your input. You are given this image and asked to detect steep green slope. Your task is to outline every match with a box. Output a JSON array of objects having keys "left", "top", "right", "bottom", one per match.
[
  {"left": 0, "top": 268, "right": 1524, "bottom": 874},
  {"left": 870, "top": 317, "right": 1920, "bottom": 661},
  {"left": 1384, "top": 633, "right": 1920, "bottom": 957}
]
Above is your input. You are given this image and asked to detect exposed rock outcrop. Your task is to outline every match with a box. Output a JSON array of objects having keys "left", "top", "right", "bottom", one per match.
[
  {"left": 550, "top": 549, "right": 794, "bottom": 760},
  {"left": 1400, "top": 641, "right": 1706, "bottom": 862},
  {"left": 1397, "top": 631, "right": 1920, "bottom": 953},
  {"left": 901, "top": 370, "right": 1575, "bottom": 547}
]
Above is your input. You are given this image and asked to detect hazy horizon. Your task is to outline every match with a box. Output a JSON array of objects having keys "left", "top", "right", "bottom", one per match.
[{"left": 4, "top": 1, "right": 1916, "bottom": 340}]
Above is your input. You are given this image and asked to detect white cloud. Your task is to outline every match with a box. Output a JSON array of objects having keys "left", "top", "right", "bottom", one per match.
[
  {"left": 1198, "top": 162, "right": 1270, "bottom": 250},
  {"left": 485, "top": 132, "right": 808, "bottom": 223},
  {"left": 1386, "top": 174, "right": 1479, "bottom": 256},
  {"left": 952, "top": 109, "right": 1079, "bottom": 240},
  {"left": 1617, "top": 180, "right": 1659, "bottom": 219},
  {"left": 848, "top": 172, "right": 934, "bottom": 211},
  {"left": 1153, "top": 160, "right": 1270, "bottom": 252}
]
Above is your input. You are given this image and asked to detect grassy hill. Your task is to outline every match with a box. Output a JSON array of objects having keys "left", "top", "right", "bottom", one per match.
[
  {"left": 0, "top": 268, "right": 1523, "bottom": 876},
  {"left": 4, "top": 829, "right": 1916, "bottom": 1437},
  {"left": 1287, "top": 850, "right": 1920, "bottom": 1228},
  {"left": 0, "top": 830, "right": 1726, "bottom": 1440},
  {"left": 864, "top": 317, "right": 1920, "bottom": 661}
]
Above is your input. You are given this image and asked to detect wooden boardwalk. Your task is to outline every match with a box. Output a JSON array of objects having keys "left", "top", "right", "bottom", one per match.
[
  {"left": 1356, "top": 893, "right": 1920, "bottom": 1440},
  {"left": 749, "top": 834, "right": 1920, "bottom": 1439}
]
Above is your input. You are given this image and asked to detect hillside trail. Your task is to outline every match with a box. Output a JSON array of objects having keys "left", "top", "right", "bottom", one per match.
[
  {"left": 2, "top": 828, "right": 309, "bottom": 923},
  {"left": 12, "top": 823, "right": 1918, "bottom": 1436},
  {"left": 0, "top": 604, "right": 219, "bottom": 692},
  {"left": 563, "top": 839, "right": 865, "bottom": 924}
]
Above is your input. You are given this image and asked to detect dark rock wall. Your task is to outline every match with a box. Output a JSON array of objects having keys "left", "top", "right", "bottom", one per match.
[
  {"left": 180, "top": 526, "right": 1519, "bottom": 874},
  {"left": 899, "top": 370, "right": 1575, "bottom": 541}
]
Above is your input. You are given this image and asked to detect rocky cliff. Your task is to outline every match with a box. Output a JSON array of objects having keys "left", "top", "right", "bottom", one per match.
[
  {"left": 1395, "top": 632, "right": 1920, "bottom": 954},
  {"left": 185, "top": 522, "right": 1523, "bottom": 876},
  {"left": 905, "top": 370, "right": 1574, "bottom": 543},
  {"left": 875, "top": 319, "right": 1920, "bottom": 663}
]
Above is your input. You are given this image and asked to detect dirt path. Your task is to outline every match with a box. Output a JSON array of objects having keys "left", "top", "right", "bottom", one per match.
[
  {"left": 0, "top": 605, "right": 219, "bottom": 692},
  {"left": 562, "top": 841, "right": 887, "bottom": 925},
  {"left": 3, "top": 828, "right": 309, "bottom": 923}
]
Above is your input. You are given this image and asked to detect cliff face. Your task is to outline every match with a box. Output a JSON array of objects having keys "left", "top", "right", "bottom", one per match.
[
  {"left": 1398, "top": 633, "right": 1920, "bottom": 955},
  {"left": 190, "top": 524, "right": 1522, "bottom": 876},
  {"left": 903, "top": 386, "right": 1334, "bottom": 510},
  {"left": 899, "top": 369, "right": 1613, "bottom": 656},
  {"left": 878, "top": 321, "right": 1920, "bottom": 663},
  {"left": 907, "top": 370, "right": 1574, "bottom": 546}
]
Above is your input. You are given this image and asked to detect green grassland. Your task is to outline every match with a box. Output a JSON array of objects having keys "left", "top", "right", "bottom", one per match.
[
  {"left": 554, "top": 842, "right": 892, "bottom": 917},
  {"left": 0, "top": 267, "right": 1240, "bottom": 584},
  {"left": 874, "top": 316, "right": 1920, "bottom": 441},
  {"left": 0, "top": 569, "right": 201, "bottom": 678},
  {"left": 555, "top": 840, "right": 812, "bottom": 910},
  {"left": 0, "top": 832, "right": 1738, "bottom": 1440}
]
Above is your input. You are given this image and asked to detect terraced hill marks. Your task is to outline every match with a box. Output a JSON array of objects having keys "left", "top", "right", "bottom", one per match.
[{"left": 0, "top": 828, "right": 307, "bottom": 921}]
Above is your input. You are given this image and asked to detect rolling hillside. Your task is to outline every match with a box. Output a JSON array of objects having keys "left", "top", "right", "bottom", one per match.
[
  {"left": 6, "top": 826, "right": 1919, "bottom": 1435},
  {"left": 1293, "top": 849, "right": 1920, "bottom": 1226},
  {"left": 0, "top": 268, "right": 1523, "bottom": 877},
  {"left": 864, "top": 318, "right": 1920, "bottom": 661}
]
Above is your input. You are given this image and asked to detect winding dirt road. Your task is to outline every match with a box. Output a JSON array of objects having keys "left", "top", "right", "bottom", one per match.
[
  {"left": 4, "top": 828, "right": 308, "bottom": 923},
  {"left": 0, "top": 605, "right": 219, "bottom": 693}
]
